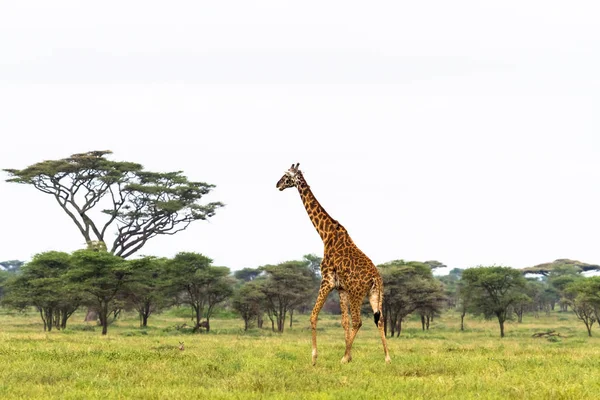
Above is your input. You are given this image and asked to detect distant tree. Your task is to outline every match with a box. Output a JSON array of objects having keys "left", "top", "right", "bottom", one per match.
[
  {"left": 167, "top": 252, "right": 232, "bottom": 332},
  {"left": 234, "top": 267, "right": 262, "bottom": 282},
  {"left": 0, "top": 270, "right": 12, "bottom": 300},
  {"left": 303, "top": 254, "right": 322, "bottom": 278},
  {"left": 437, "top": 268, "right": 464, "bottom": 308},
  {"left": 542, "top": 284, "right": 561, "bottom": 313},
  {"left": 512, "top": 292, "right": 532, "bottom": 323},
  {"left": 232, "top": 281, "right": 266, "bottom": 331},
  {"left": 379, "top": 260, "right": 442, "bottom": 336},
  {"left": 424, "top": 260, "right": 447, "bottom": 272},
  {"left": 461, "top": 266, "right": 528, "bottom": 337},
  {"left": 448, "top": 268, "right": 464, "bottom": 279},
  {"left": 456, "top": 280, "right": 472, "bottom": 331},
  {"left": 203, "top": 269, "right": 235, "bottom": 332},
  {"left": 565, "top": 277, "right": 600, "bottom": 337},
  {"left": 548, "top": 265, "right": 582, "bottom": 312},
  {"left": 416, "top": 279, "right": 446, "bottom": 330},
  {"left": 125, "top": 256, "right": 171, "bottom": 327},
  {"left": 0, "top": 260, "right": 25, "bottom": 274},
  {"left": 260, "top": 261, "right": 316, "bottom": 332},
  {"left": 67, "top": 250, "right": 130, "bottom": 335},
  {"left": 522, "top": 259, "right": 600, "bottom": 277},
  {"left": 4, "top": 150, "right": 223, "bottom": 258},
  {"left": 2, "top": 252, "right": 79, "bottom": 331},
  {"left": 577, "top": 277, "right": 600, "bottom": 325},
  {"left": 520, "top": 278, "right": 546, "bottom": 319}
]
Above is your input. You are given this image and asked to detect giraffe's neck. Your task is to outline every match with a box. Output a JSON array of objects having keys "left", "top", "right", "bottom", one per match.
[{"left": 295, "top": 173, "right": 341, "bottom": 242}]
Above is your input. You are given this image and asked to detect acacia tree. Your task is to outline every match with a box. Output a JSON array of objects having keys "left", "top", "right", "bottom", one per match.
[
  {"left": 379, "top": 260, "right": 444, "bottom": 337},
  {"left": 260, "top": 261, "right": 316, "bottom": 333},
  {"left": 167, "top": 252, "right": 232, "bottom": 332},
  {"left": 437, "top": 268, "right": 463, "bottom": 309},
  {"left": 548, "top": 265, "right": 582, "bottom": 312},
  {"left": 456, "top": 280, "right": 471, "bottom": 331},
  {"left": 125, "top": 256, "right": 171, "bottom": 327},
  {"left": 232, "top": 281, "right": 266, "bottom": 331},
  {"left": 416, "top": 279, "right": 446, "bottom": 331},
  {"left": 67, "top": 250, "right": 130, "bottom": 335},
  {"left": 0, "top": 270, "right": 12, "bottom": 301},
  {"left": 303, "top": 254, "right": 322, "bottom": 278},
  {"left": 4, "top": 150, "right": 223, "bottom": 258},
  {"left": 234, "top": 267, "right": 262, "bottom": 282},
  {"left": 513, "top": 279, "right": 544, "bottom": 322},
  {"left": 565, "top": 278, "right": 600, "bottom": 337},
  {"left": 3, "top": 252, "right": 80, "bottom": 331},
  {"left": 0, "top": 260, "right": 24, "bottom": 274},
  {"left": 203, "top": 270, "right": 235, "bottom": 332},
  {"left": 461, "top": 266, "right": 528, "bottom": 338}
]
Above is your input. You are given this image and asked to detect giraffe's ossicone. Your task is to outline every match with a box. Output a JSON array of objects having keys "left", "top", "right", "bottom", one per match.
[{"left": 277, "top": 163, "right": 391, "bottom": 365}]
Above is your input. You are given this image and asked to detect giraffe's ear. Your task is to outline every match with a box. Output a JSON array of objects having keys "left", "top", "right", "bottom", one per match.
[{"left": 294, "top": 163, "right": 300, "bottom": 170}]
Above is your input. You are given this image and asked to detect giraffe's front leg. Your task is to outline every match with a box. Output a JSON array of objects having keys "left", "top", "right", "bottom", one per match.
[{"left": 310, "top": 276, "right": 334, "bottom": 366}]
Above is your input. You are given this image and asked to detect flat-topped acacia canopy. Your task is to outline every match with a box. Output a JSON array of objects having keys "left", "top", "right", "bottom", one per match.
[{"left": 4, "top": 150, "right": 223, "bottom": 258}]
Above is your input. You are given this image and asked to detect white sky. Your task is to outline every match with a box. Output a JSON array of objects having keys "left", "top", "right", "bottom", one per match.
[{"left": 1, "top": 1, "right": 599, "bottom": 274}]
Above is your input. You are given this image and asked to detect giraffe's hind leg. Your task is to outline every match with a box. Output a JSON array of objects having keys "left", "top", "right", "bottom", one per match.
[
  {"left": 339, "top": 290, "right": 351, "bottom": 361},
  {"left": 369, "top": 284, "right": 391, "bottom": 363},
  {"left": 341, "top": 294, "right": 363, "bottom": 363}
]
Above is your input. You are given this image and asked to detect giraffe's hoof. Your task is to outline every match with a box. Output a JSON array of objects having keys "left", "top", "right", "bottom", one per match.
[
  {"left": 340, "top": 355, "right": 352, "bottom": 364},
  {"left": 385, "top": 356, "right": 391, "bottom": 364}
]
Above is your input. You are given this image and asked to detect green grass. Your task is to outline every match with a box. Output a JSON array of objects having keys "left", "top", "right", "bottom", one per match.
[{"left": 1, "top": 308, "right": 599, "bottom": 399}]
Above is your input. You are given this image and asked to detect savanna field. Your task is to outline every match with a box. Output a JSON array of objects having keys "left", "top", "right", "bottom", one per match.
[{"left": 1, "top": 308, "right": 600, "bottom": 400}]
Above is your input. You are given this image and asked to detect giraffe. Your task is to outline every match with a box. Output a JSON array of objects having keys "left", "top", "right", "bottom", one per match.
[{"left": 276, "top": 163, "right": 391, "bottom": 365}]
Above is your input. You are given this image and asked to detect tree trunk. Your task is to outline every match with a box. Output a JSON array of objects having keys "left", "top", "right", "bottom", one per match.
[
  {"left": 244, "top": 317, "right": 249, "bottom": 331},
  {"left": 45, "top": 308, "right": 53, "bottom": 332},
  {"left": 267, "top": 312, "right": 275, "bottom": 332},
  {"left": 139, "top": 302, "right": 151, "bottom": 327},
  {"left": 515, "top": 306, "right": 524, "bottom": 323},
  {"left": 193, "top": 304, "right": 202, "bottom": 332},
  {"left": 84, "top": 309, "right": 98, "bottom": 322},
  {"left": 396, "top": 319, "right": 402, "bottom": 337},
  {"left": 383, "top": 313, "right": 388, "bottom": 337},
  {"left": 584, "top": 321, "right": 592, "bottom": 337},
  {"left": 277, "top": 305, "right": 286, "bottom": 333},
  {"left": 499, "top": 318, "right": 505, "bottom": 338},
  {"left": 39, "top": 308, "right": 47, "bottom": 332},
  {"left": 100, "top": 303, "right": 109, "bottom": 335},
  {"left": 61, "top": 311, "right": 69, "bottom": 329},
  {"left": 289, "top": 309, "right": 294, "bottom": 329},
  {"left": 421, "top": 314, "right": 426, "bottom": 331},
  {"left": 206, "top": 318, "right": 211, "bottom": 333},
  {"left": 257, "top": 313, "right": 264, "bottom": 329},
  {"left": 460, "top": 311, "right": 466, "bottom": 331}
]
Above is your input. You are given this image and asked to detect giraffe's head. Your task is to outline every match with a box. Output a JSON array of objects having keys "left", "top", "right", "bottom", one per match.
[{"left": 276, "top": 163, "right": 301, "bottom": 191}]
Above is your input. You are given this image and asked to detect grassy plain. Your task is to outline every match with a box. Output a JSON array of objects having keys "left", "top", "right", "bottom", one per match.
[{"left": 1, "top": 307, "right": 599, "bottom": 399}]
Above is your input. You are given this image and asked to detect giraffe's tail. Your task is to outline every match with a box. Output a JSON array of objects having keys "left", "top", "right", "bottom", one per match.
[
  {"left": 373, "top": 276, "right": 384, "bottom": 326},
  {"left": 374, "top": 310, "right": 381, "bottom": 326}
]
